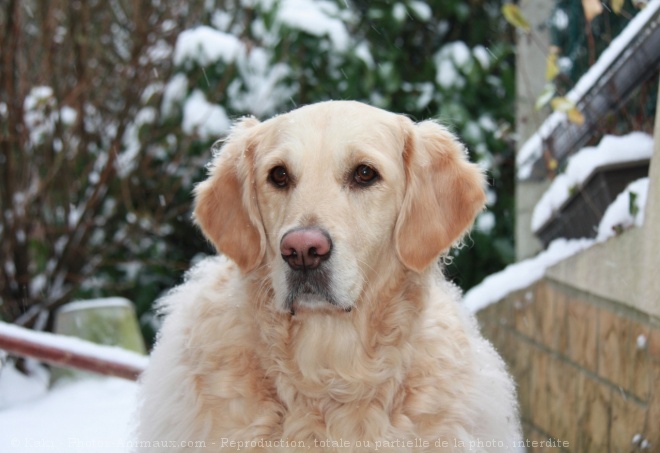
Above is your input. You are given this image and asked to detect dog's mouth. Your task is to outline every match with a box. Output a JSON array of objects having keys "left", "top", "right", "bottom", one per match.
[{"left": 284, "top": 269, "right": 351, "bottom": 315}]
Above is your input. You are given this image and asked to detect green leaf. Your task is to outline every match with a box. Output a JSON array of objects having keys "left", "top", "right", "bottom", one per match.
[{"left": 629, "top": 191, "right": 639, "bottom": 217}]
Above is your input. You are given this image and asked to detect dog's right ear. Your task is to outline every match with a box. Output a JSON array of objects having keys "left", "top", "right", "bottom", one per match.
[{"left": 193, "top": 117, "right": 266, "bottom": 273}]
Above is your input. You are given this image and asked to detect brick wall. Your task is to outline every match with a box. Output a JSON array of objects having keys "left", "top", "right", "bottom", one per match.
[{"left": 476, "top": 279, "right": 660, "bottom": 453}]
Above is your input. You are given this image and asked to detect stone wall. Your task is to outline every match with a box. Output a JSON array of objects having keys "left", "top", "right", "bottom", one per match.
[{"left": 476, "top": 279, "right": 660, "bottom": 453}]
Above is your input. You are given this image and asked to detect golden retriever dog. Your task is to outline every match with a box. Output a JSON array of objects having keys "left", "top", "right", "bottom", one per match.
[{"left": 137, "top": 101, "right": 521, "bottom": 452}]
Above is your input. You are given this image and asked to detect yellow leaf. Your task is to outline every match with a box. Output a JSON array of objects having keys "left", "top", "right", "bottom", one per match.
[
  {"left": 545, "top": 51, "right": 560, "bottom": 81},
  {"left": 502, "top": 4, "right": 531, "bottom": 32},
  {"left": 567, "top": 107, "right": 585, "bottom": 125},
  {"left": 550, "top": 97, "right": 575, "bottom": 112},
  {"left": 548, "top": 158, "right": 558, "bottom": 171},
  {"left": 582, "top": 0, "right": 603, "bottom": 22},
  {"left": 550, "top": 97, "right": 585, "bottom": 124},
  {"left": 612, "top": 0, "right": 624, "bottom": 13}
]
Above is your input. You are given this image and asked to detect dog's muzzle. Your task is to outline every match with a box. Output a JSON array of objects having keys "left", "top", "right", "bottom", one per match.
[{"left": 280, "top": 227, "right": 342, "bottom": 312}]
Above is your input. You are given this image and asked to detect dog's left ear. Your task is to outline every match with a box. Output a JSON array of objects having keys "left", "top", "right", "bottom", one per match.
[
  {"left": 394, "top": 119, "right": 486, "bottom": 273},
  {"left": 193, "top": 117, "right": 266, "bottom": 273}
]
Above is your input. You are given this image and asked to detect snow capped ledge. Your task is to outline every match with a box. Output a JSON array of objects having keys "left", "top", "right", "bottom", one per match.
[
  {"left": 516, "top": 1, "right": 660, "bottom": 180},
  {"left": 531, "top": 132, "right": 654, "bottom": 233},
  {"left": 0, "top": 322, "right": 148, "bottom": 380},
  {"left": 57, "top": 297, "right": 133, "bottom": 315},
  {"left": 463, "top": 238, "right": 595, "bottom": 313},
  {"left": 465, "top": 175, "right": 651, "bottom": 313}
]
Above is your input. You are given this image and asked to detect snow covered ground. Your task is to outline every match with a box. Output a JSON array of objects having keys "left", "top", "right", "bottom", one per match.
[
  {"left": 0, "top": 320, "right": 146, "bottom": 452},
  {"left": 0, "top": 363, "right": 138, "bottom": 453}
]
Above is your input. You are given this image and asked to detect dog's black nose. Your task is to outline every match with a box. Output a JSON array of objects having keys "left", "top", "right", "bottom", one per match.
[{"left": 280, "top": 228, "right": 332, "bottom": 270}]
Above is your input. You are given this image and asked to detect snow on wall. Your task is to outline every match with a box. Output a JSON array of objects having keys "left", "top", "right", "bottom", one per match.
[
  {"left": 531, "top": 132, "right": 654, "bottom": 232},
  {"left": 596, "top": 177, "right": 649, "bottom": 242},
  {"left": 516, "top": 0, "right": 660, "bottom": 179},
  {"left": 463, "top": 238, "right": 595, "bottom": 313},
  {"left": 465, "top": 174, "right": 652, "bottom": 313}
]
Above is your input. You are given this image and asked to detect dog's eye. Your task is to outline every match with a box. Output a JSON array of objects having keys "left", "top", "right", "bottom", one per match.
[
  {"left": 353, "top": 164, "right": 379, "bottom": 187},
  {"left": 269, "top": 166, "right": 289, "bottom": 188}
]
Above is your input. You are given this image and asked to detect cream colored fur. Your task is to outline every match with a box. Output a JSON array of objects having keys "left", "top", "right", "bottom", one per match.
[{"left": 137, "top": 101, "right": 521, "bottom": 452}]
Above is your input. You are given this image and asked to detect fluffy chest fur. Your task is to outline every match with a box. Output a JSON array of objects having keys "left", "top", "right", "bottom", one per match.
[{"left": 138, "top": 260, "right": 517, "bottom": 452}]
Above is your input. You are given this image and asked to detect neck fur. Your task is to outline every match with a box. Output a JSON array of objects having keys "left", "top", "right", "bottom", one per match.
[{"left": 251, "top": 264, "right": 429, "bottom": 401}]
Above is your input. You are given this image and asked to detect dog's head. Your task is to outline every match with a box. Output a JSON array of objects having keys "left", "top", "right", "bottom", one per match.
[{"left": 194, "top": 101, "right": 485, "bottom": 314}]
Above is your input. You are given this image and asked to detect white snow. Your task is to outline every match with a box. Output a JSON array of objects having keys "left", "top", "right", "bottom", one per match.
[
  {"left": 596, "top": 177, "right": 649, "bottom": 242},
  {"left": 0, "top": 364, "right": 138, "bottom": 453},
  {"left": 517, "top": 0, "right": 660, "bottom": 179},
  {"left": 23, "top": 87, "right": 77, "bottom": 149},
  {"left": 146, "top": 39, "right": 172, "bottom": 64},
  {"left": 0, "top": 361, "right": 49, "bottom": 409},
  {"left": 160, "top": 72, "right": 188, "bottom": 117},
  {"left": 67, "top": 202, "right": 85, "bottom": 229},
  {"left": 24, "top": 86, "right": 56, "bottom": 146},
  {"left": 463, "top": 238, "right": 595, "bottom": 313},
  {"left": 466, "top": 174, "right": 652, "bottom": 314},
  {"left": 435, "top": 58, "right": 462, "bottom": 89},
  {"left": 636, "top": 334, "right": 647, "bottom": 350},
  {"left": 354, "top": 42, "right": 374, "bottom": 68},
  {"left": 392, "top": 3, "right": 407, "bottom": 22},
  {"left": 434, "top": 42, "right": 472, "bottom": 89},
  {"left": 60, "top": 106, "right": 77, "bottom": 126},
  {"left": 531, "top": 132, "right": 653, "bottom": 232},
  {"left": 275, "top": 0, "right": 350, "bottom": 51},
  {"left": 0, "top": 322, "right": 142, "bottom": 452},
  {"left": 409, "top": 1, "right": 432, "bottom": 21},
  {"left": 118, "top": 107, "right": 157, "bottom": 177},
  {"left": 182, "top": 90, "right": 231, "bottom": 140},
  {"left": 57, "top": 297, "right": 134, "bottom": 315},
  {"left": 476, "top": 211, "right": 496, "bottom": 234},
  {"left": 552, "top": 9, "right": 569, "bottom": 30},
  {"left": 173, "top": 26, "right": 243, "bottom": 67},
  {"left": 228, "top": 48, "right": 296, "bottom": 118},
  {"left": 0, "top": 322, "right": 149, "bottom": 372},
  {"left": 448, "top": 41, "right": 471, "bottom": 68}
]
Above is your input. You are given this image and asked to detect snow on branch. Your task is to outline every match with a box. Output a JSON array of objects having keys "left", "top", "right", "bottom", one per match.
[{"left": 0, "top": 322, "right": 148, "bottom": 381}]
